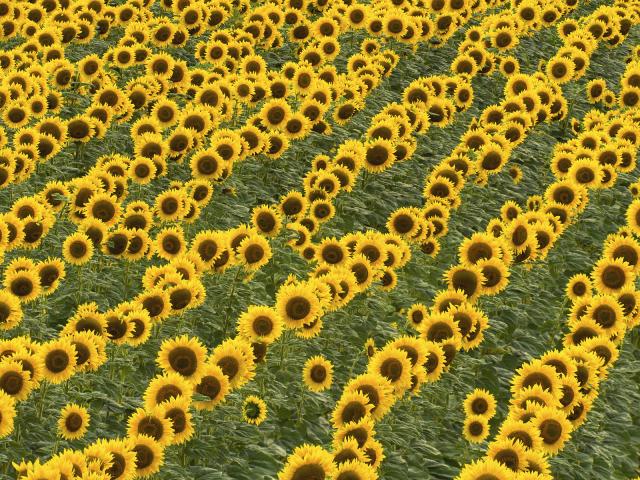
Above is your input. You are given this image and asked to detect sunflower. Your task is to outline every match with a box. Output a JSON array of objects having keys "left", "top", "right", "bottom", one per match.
[
  {"left": 278, "top": 445, "right": 335, "bottom": 480},
  {"left": 130, "top": 434, "right": 164, "bottom": 478},
  {"left": 209, "top": 337, "right": 255, "bottom": 390},
  {"left": 67, "top": 331, "right": 106, "bottom": 372},
  {"left": 189, "top": 148, "right": 224, "bottom": 181},
  {"left": 540, "top": 350, "right": 577, "bottom": 379},
  {"left": 332, "top": 391, "right": 374, "bottom": 429},
  {"left": 345, "top": 255, "right": 375, "bottom": 291},
  {"left": 511, "top": 360, "right": 561, "bottom": 398},
  {"left": 161, "top": 395, "right": 193, "bottom": 444},
  {"left": 314, "top": 237, "right": 347, "bottom": 266},
  {"left": 0, "top": 392, "right": 14, "bottom": 438},
  {"left": 546, "top": 56, "right": 575, "bottom": 84},
  {"left": 568, "top": 158, "right": 601, "bottom": 187},
  {"left": 333, "top": 437, "right": 368, "bottom": 466},
  {"left": 242, "top": 395, "right": 268, "bottom": 426},
  {"left": 363, "top": 138, "right": 395, "bottom": 173},
  {"left": 237, "top": 235, "right": 272, "bottom": 270},
  {"left": 491, "top": 27, "right": 518, "bottom": 51},
  {"left": 464, "top": 388, "right": 497, "bottom": 418},
  {"left": 592, "top": 257, "right": 634, "bottom": 294},
  {"left": 128, "top": 407, "right": 174, "bottom": 447},
  {"left": 604, "top": 235, "right": 640, "bottom": 273},
  {"left": 584, "top": 294, "right": 624, "bottom": 338},
  {"left": 303, "top": 355, "right": 333, "bottom": 392},
  {"left": 445, "top": 264, "right": 485, "bottom": 301},
  {"left": 144, "top": 372, "right": 194, "bottom": 410},
  {"left": 40, "top": 338, "right": 77, "bottom": 384},
  {"left": 9, "top": 347, "right": 44, "bottom": 386},
  {"left": 259, "top": 99, "right": 292, "bottom": 130},
  {"left": 237, "top": 305, "right": 283, "bottom": 344},
  {"left": 345, "top": 372, "right": 394, "bottom": 420},
  {"left": 459, "top": 233, "right": 500, "bottom": 265},
  {"left": 477, "top": 258, "right": 509, "bottom": 295},
  {"left": 62, "top": 232, "right": 94, "bottom": 265},
  {"left": 333, "top": 459, "right": 376, "bottom": 480},
  {"left": 463, "top": 415, "right": 489, "bottom": 443},
  {"left": 4, "top": 269, "right": 41, "bottom": 303},
  {"left": 276, "top": 282, "right": 322, "bottom": 328},
  {"left": 334, "top": 416, "right": 376, "bottom": 449},
  {"left": 124, "top": 309, "right": 153, "bottom": 346},
  {"left": 193, "top": 362, "right": 230, "bottom": 410},
  {"left": 532, "top": 407, "right": 572, "bottom": 454},
  {"left": 498, "top": 418, "right": 543, "bottom": 451},
  {"left": 565, "top": 273, "right": 592, "bottom": 302},
  {"left": 155, "top": 190, "right": 186, "bottom": 222},
  {"left": 0, "top": 360, "right": 33, "bottom": 401},
  {"left": 368, "top": 346, "right": 412, "bottom": 394},
  {"left": 91, "top": 438, "right": 137, "bottom": 480},
  {"left": 157, "top": 335, "right": 206, "bottom": 383},
  {"left": 487, "top": 438, "right": 528, "bottom": 472},
  {"left": 154, "top": 227, "right": 186, "bottom": 261},
  {"left": 0, "top": 291, "right": 22, "bottom": 330},
  {"left": 456, "top": 458, "right": 513, "bottom": 480},
  {"left": 58, "top": 404, "right": 90, "bottom": 440}
]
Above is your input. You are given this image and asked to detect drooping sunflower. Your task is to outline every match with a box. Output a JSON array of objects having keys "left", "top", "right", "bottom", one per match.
[
  {"left": 58, "top": 403, "right": 90, "bottom": 440},
  {"left": 157, "top": 335, "right": 207, "bottom": 383},
  {"left": 303, "top": 355, "right": 333, "bottom": 392}
]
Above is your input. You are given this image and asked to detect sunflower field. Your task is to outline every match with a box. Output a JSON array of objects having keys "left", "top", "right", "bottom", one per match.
[{"left": 1, "top": 0, "right": 640, "bottom": 478}]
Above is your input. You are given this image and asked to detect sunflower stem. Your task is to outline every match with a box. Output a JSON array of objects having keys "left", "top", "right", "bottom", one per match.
[
  {"left": 278, "top": 330, "right": 290, "bottom": 368},
  {"left": 223, "top": 267, "right": 242, "bottom": 336},
  {"left": 37, "top": 382, "right": 49, "bottom": 420}
]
